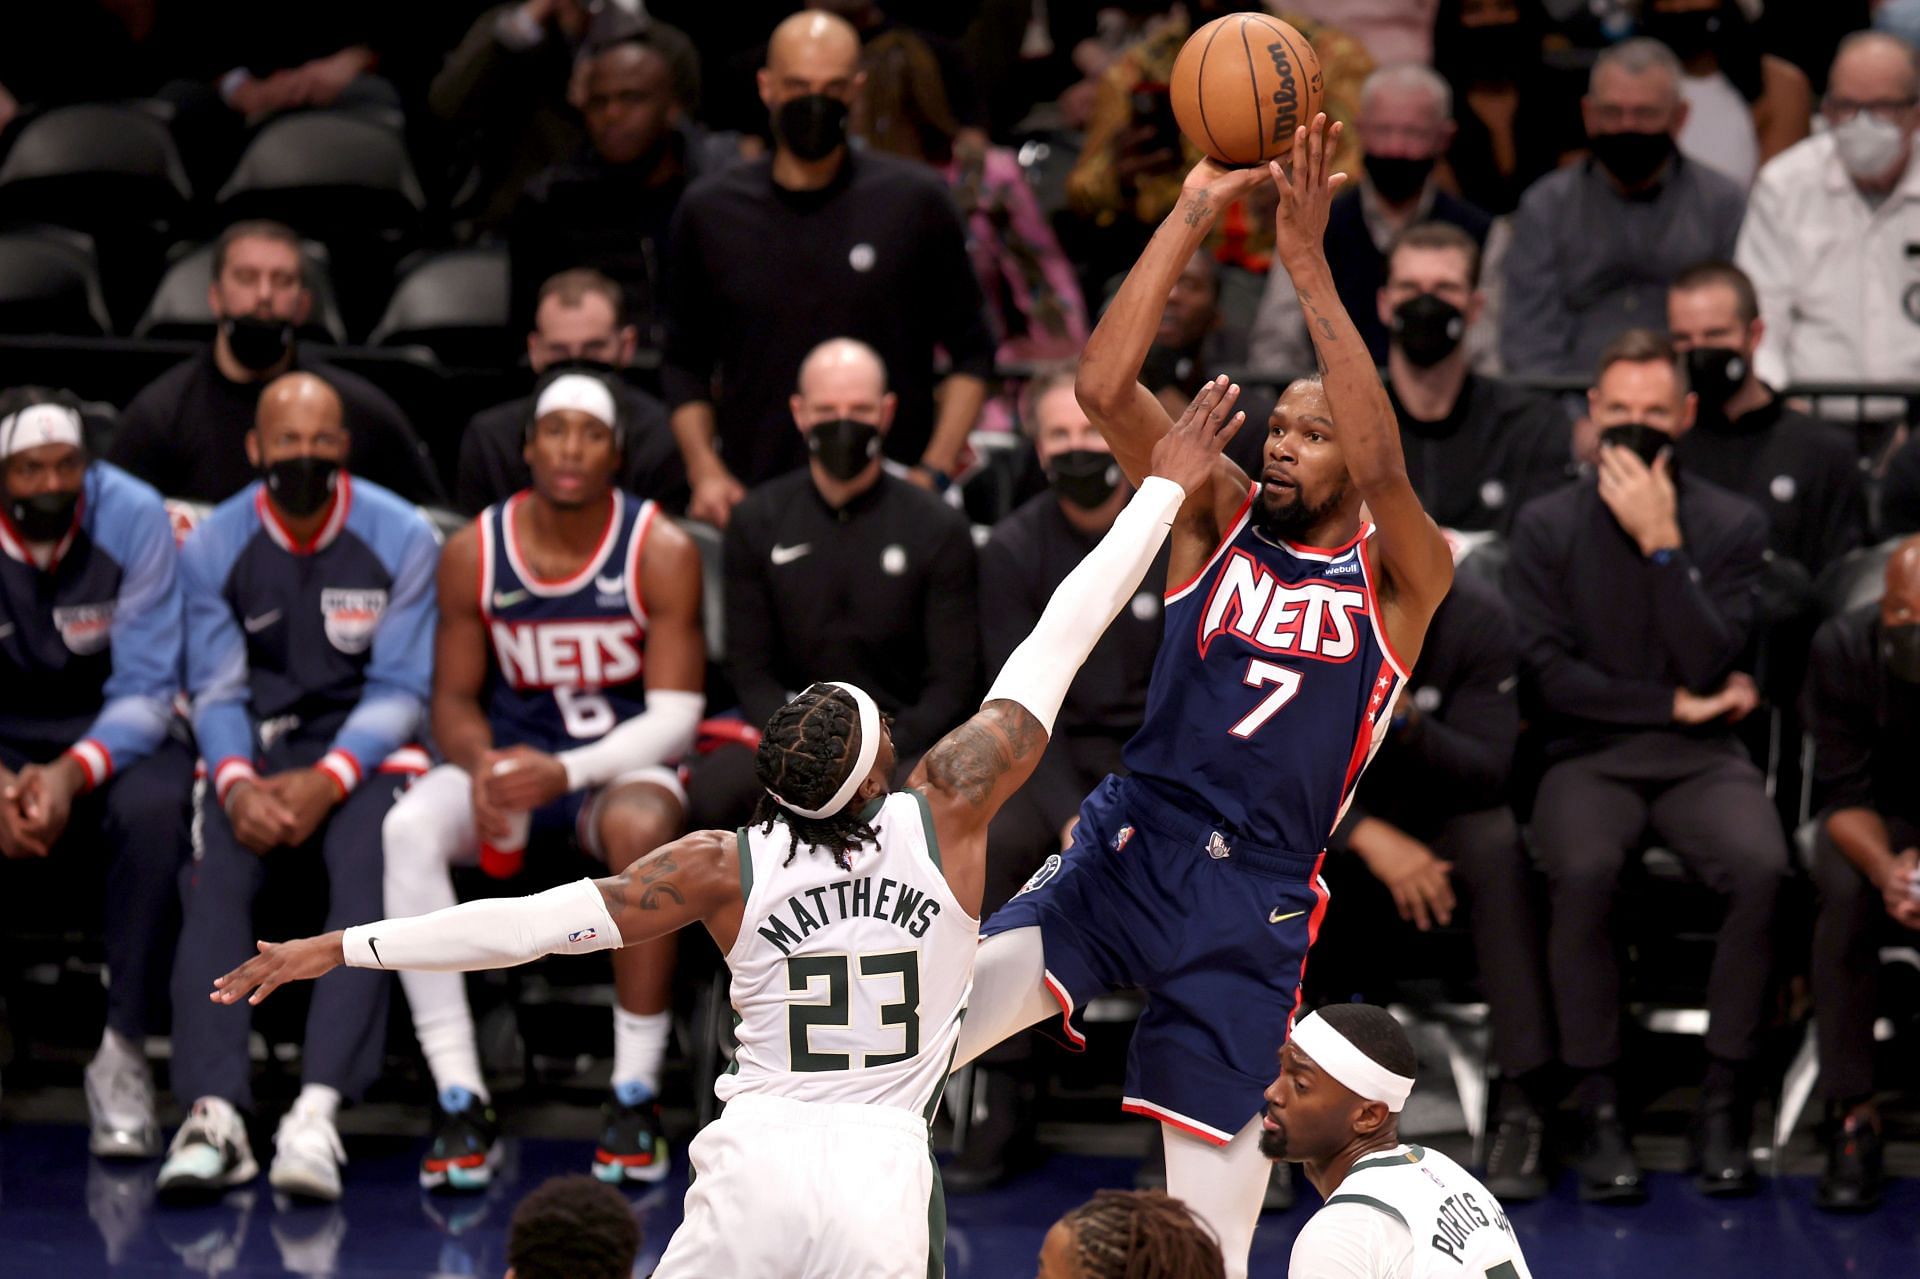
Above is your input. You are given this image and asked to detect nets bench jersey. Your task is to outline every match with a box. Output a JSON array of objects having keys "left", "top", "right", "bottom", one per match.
[
  {"left": 717, "top": 791, "right": 977, "bottom": 1120},
  {"left": 1123, "top": 484, "right": 1409, "bottom": 853},
  {"left": 1312, "top": 1143, "right": 1534, "bottom": 1279},
  {"left": 478, "top": 490, "right": 658, "bottom": 753},
  {"left": 0, "top": 462, "right": 179, "bottom": 773}
]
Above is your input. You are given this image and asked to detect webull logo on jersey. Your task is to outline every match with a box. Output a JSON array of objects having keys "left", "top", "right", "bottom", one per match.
[
  {"left": 490, "top": 618, "right": 643, "bottom": 689},
  {"left": 1197, "top": 550, "right": 1368, "bottom": 662},
  {"left": 52, "top": 601, "right": 115, "bottom": 655},
  {"left": 321, "top": 589, "right": 387, "bottom": 655}
]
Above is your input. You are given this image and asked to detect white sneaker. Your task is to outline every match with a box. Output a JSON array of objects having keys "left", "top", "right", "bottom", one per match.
[
  {"left": 269, "top": 1106, "right": 346, "bottom": 1203},
  {"left": 85, "top": 1043, "right": 161, "bottom": 1159},
  {"left": 157, "top": 1097, "right": 258, "bottom": 1197}
]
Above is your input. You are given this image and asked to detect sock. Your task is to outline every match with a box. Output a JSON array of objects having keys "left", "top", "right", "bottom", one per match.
[
  {"left": 612, "top": 1008, "right": 671, "bottom": 1101},
  {"left": 1572, "top": 1068, "right": 1617, "bottom": 1112},
  {"left": 413, "top": 1007, "right": 490, "bottom": 1104},
  {"left": 292, "top": 1083, "right": 340, "bottom": 1123},
  {"left": 97, "top": 1026, "right": 143, "bottom": 1065}
]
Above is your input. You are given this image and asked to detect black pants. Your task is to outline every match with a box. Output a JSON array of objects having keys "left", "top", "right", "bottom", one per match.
[
  {"left": 1812, "top": 815, "right": 1920, "bottom": 1103},
  {"left": 1531, "top": 733, "right": 1788, "bottom": 1069},
  {"left": 1311, "top": 805, "right": 1557, "bottom": 1079}
]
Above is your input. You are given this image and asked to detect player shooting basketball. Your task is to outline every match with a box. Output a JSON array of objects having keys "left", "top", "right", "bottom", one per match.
[
  {"left": 955, "top": 114, "right": 1455, "bottom": 1278},
  {"left": 209, "top": 394, "right": 1241, "bottom": 1278}
]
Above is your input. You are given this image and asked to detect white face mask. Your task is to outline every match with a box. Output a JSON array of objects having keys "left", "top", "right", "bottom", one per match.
[{"left": 1831, "top": 111, "right": 1910, "bottom": 182}]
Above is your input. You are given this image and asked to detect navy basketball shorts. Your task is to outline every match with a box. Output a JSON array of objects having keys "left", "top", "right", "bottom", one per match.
[{"left": 981, "top": 773, "right": 1329, "bottom": 1144}]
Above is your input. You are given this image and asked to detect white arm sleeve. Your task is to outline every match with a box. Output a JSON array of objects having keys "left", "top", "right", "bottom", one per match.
[
  {"left": 342, "top": 878, "right": 622, "bottom": 972},
  {"left": 984, "top": 475, "right": 1185, "bottom": 734},
  {"left": 558, "top": 689, "right": 704, "bottom": 792},
  {"left": 1288, "top": 1203, "right": 1414, "bottom": 1279}
]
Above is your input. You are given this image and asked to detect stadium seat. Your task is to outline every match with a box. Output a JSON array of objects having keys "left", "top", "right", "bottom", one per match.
[
  {"left": 673, "top": 516, "right": 727, "bottom": 664},
  {"left": 1813, "top": 535, "right": 1902, "bottom": 619},
  {"left": 133, "top": 240, "right": 349, "bottom": 346},
  {"left": 368, "top": 247, "right": 514, "bottom": 370},
  {"left": 0, "top": 103, "right": 191, "bottom": 228},
  {"left": 0, "top": 227, "right": 114, "bottom": 336},
  {"left": 214, "top": 111, "right": 426, "bottom": 241}
]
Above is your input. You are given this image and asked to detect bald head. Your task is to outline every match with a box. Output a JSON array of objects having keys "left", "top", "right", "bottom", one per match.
[
  {"left": 250, "top": 372, "right": 349, "bottom": 482},
  {"left": 791, "top": 337, "right": 894, "bottom": 435},
  {"left": 1889, "top": 535, "right": 1920, "bottom": 604},
  {"left": 761, "top": 9, "right": 863, "bottom": 159},
  {"left": 1832, "top": 31, "right": 1920, "bottom": 101},
  {"left": 768, "top": 10, "right": 861, "bottom": 75}
]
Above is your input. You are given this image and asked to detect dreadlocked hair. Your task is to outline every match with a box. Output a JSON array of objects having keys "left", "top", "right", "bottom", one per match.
[
  {"left": 751, "top": 686, "right": 879, "bottom": 870},
  {"left": 1062, "top": 1189, "right": 1226, "bottom": 1279}
]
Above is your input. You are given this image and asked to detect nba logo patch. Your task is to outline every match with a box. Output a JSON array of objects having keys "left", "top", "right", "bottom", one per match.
[
  {"left": 1018, "top": 853, "right": 1062, "bottom": 896},
  {"left": 568, "top": 928, "right": 598, "bottom": 944},
  {"left": 1112, "top": 825, "right": 1135, "bottom": 854}
]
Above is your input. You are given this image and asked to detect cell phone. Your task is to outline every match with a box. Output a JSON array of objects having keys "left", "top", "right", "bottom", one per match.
[{"left": 1130, "top": 82, "right": 1181, "bottom": 155}]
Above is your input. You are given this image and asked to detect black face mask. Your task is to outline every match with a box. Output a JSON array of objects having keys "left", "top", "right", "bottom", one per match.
[
  {"left": 807, "top": 418, "right": 882, "bottom": 481},
  {"left": 1598, "top": 422, "right": 1675, "bottom": 469},
  {"left": 1047, "top": 449, "right": 1122, "bottom": 511},
  {"left": 1390, "top": 293, "right": 1467, "bottom": 368},
  {"left": 1589, "top": 129, "right": 1675, "bottom": 187},
  {"left": 263, "top": 456, "right": 340, "bottom": 518},
  {"left": 1642, "top": 7, "right": 1723, "bottom": 62},
  {"left": 1684, "top": 346, "right": 1749, "bottom": 419},
  {"left": 1366, "top": 154, "right": 1436, "bottom": 204},
  {"left": 221, "top": 314, "right": 295, "bottom": 373},
  {"left": 8, "top": 489, "right": 80, "bottom": 542},
  {"left": 774, "top": 94, "right": 850, "bottom": 162},
  {"left": 1884, "top": 623, "right": 1920, "bottom": 685}
]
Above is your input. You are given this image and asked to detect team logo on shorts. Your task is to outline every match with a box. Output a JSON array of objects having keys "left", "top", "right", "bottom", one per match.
[
  {"left": 321, "top": 588, "right": 387, "bottom": 655},
  {"left": 1018, "top": 854, "right": 1063, "bottom": 896},
  {"left": 1112, "top": 825, "right": 1135, "bottom": 854},
  {"left": 1206, "top": 830, "right": 1232, "bottom": 860},
  {"left": 52, "top": 601, "right": 115, "bottom": 655}
]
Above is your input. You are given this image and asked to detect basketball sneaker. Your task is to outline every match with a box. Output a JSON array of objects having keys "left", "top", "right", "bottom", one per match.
[
  {"left": 156, "top": 1097, "right": 259, "bottom": 1197},
  {"left": 85, "top": 1038, "right": 160, "bottom": 1159},
  {"left": 420, "top": 1087, "right": 501, "bottom": 1193},
  {"left": 593, "top": 1083, "right": 671, "bottom": 1184},
  {"left": 270, "top": 1105, "right": 346, "bottom": 1202}
]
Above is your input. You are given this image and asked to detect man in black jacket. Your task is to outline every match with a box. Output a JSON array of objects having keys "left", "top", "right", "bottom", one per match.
[
  {"left": 454, "top": 269, "right": 686, "bottom": 516},
  {"left": 1667, "top": 261, "right": 1864, "bottom": 576},
  {"left": 1507, "top": 329, "right": 1785, "bottom": 1203},
  {"left": 107, "top": 221, "right": 442, "bottom": 506},
  {"left": 1802, "top": 535, "right": 1920, "bottom": 1213}
]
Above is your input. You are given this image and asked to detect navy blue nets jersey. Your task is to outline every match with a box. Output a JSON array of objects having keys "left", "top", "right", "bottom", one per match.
[
  {"left": 1122, "top": 484, "right": 1409, "bottom": 853},
  {"left": 479, "top": 490, "right": 658, "bottom": 752}
]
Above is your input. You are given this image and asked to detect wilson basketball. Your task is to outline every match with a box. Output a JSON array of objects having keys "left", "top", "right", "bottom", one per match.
[{"left": 1170, "top": 13, "right": 1325, "bottom": 166}]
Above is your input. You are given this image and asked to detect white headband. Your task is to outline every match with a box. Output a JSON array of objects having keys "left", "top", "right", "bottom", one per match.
[
  {"left": 0, "top": 404, "right": 84, "bottom": 458},
  {"left": 1290, "top": 1012, "right": 1415, "bottom": 1113},
  {"left": 769, "top": 682, "right": 883, "bottom": 821},
  {"left": 534, "top": 374, "right": 619, "bottom": 431}
]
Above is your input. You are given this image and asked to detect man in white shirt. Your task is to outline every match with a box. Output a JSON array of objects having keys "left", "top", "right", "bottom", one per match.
[
  {"left": 1736, "top": 32, "right": 1920, "bottom": 401},
  {"left": 1262, "top": 1006, "right": 1535, "bottom": 1279}
]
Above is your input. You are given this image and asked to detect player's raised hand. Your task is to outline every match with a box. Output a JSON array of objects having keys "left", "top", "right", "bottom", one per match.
[
  {"left": 1150, "top": 374, "right": 1242, "bottom": 496},
  {"left": 1179, "top": 155, "right": 1271, "bottom": 213},
  {"left": 210, "top": 931, "right": 346, "bottom": 1006},
  {"left": 1267, "top": 113, "right": 1347, "bottom": 267}
]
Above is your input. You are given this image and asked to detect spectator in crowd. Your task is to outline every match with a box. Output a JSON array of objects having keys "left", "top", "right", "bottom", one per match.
[
  {"left": 1287, "top": 0, "right": 1439, "bottom": 67},
  {"left": 1037, "top": 1189, "right": 1226, "bottom": 1279},
  {"left": 1368, "top": 224, "right": 1569, "bottom": 535},
  {"left": 663, "top": 9, "right": 993, "bottom": 526},
  {"left": 1151, "top": 248, "right": 1251, "bottom": 378},
  {"left": 1306, "top": 565, "right": 1557, "bottom": 1202},
  {"left": 1647, "top": 0, "right": 1812, "bottom": 188},
  {"left": 1501, "top": 39, "right": 1746, "bottom": 377},
  {"left": 1666, "top": 261, "right": 1864, "bottom": 574},
  {"left": 1802, "top": 534, "right": 1920, "bottom": 1213},
  {"left": 107, "top": 221, "right": 443, "bottom": 507},
  {"left": 1883, "top": 429, "right": 1920, "bottom": 539},
  {"left": 510, "top": 32, "right": 734, "bottom": 346},
  {"left": 1506, "top": 330, "right": 1784, "bottom": 1203},
  {"left": 1735, "top": 32, "right": 1920, "bottom": 394},
  {"left": 382, "top": 367, "right": 703, "bottom": 1191},
  {"left": 948, "top": 364, "right": 1167, "bottom": 1192},
  {"left": 160, "top": 373, "right": 439, "bottom": 1202},
  {"left": 504, "top": 1174, "right": 641, "bottom": 1279},
  {"left": 1430, "top": 0, "right": 1585, "bottom": 216},
  {"left": 855, "top": 30, "right": 1089, "bottom": 368},
  {"left": 431, "top": 0, "right": 700, "bottom": 234},
  {"left": 687, "top": 339, "right": 977, "bottom": 829},
  {"left": 1250, "top": 65, "right": 1505, "bottom": 374},
  {"left": 0, "top": 387, "right": 190, "bottom": 1162},
  {"left": 458, "top": 271, "right": 686, "bottom": 517}
]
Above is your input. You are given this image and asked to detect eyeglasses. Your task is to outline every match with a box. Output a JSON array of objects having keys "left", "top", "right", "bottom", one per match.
[{"left": 1822, "top": 95, "right": 1920, "bottom": 124}]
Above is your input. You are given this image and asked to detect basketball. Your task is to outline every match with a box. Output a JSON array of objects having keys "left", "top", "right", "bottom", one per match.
[{"left": 1170, "top": 13, "right": 1325, "bottom": 167}]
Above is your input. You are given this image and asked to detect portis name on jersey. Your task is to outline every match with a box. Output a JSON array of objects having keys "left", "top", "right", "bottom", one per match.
[
  {"left": 1427, "top": 1184, "right": 1513, "bottom": 1265},
  {"left": 755, "top": 874, "right": 943, "bottom": 956},
  {"left": 490, "top": 618, "right": 643, "bottom": 690},
  {"left": 1198, "top": 550, "right": 1368, "bottom": 663}
]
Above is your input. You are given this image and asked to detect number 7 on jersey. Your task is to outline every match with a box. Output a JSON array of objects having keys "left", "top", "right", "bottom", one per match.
[{"left": 1229, "top": 659, "right": 1303, "bottom": 739}]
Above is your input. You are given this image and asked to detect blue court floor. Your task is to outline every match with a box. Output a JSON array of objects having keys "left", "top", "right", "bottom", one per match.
[{"left": 2, "top": 1117, "right": 1915, "bottom": 1279}]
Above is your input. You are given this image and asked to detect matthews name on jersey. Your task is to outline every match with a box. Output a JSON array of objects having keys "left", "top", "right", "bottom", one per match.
[
  {"left": 478, "top": 489, "right": 659, "bottom": 752},
  {"left": 0, "top": 462, "right": 179, "bottom": 780},
  {"left": 181, "top": 473, "right": 438, "bottom": 798}
]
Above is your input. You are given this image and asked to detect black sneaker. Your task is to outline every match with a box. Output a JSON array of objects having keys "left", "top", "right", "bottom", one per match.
[
  {"left": 1574, "top": 1104, "right": 1645, "bottom": 1204},
  {"left": 593, "top": 1089, "right": 671, "bottom": 1185},
  {"left": 1691, "top": 1095, "right": 1758, "bottom": 1198},
  {"left": 1815, "top": 1110, "right": 1884, "bottom": 1213},
  {"left": 1484, "top": 1105, "right": 1549, "bottom": 1202},
  {"left": 420, "top": 1087, "right": 501, "bottom": 1193}
]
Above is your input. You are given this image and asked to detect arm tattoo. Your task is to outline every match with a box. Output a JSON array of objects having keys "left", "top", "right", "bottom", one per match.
[
  {"left": 1183, "top": 195, "right": 1211, "bottom": 227},
  {"left": 608, "top": 848, "right": 688, "bottom": 913},
  {"left": 924, "top": 701, "right": 1046, "bottom": 808}
]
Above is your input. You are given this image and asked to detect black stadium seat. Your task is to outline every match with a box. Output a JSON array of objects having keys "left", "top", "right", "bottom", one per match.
[
  {"left": 368, "top": 247, "right": 514, "bottom": 370},
  {"left": 133, "top": 240, "right": 350, "bottom": 347},
  {"left": 0, "top": 227, "right": 114, "bottom": 336}
]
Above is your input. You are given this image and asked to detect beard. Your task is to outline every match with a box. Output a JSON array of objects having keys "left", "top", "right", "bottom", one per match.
[
  {"left": 1252, "top": 478, "right": 1348, "bottom": 544},
  {"left": 1258, "top": 1116, "right": 1290, "bottom": 1161}
]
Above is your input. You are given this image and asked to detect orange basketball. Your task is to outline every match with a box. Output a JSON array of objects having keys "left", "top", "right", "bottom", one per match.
[{"left": 1170, "top": 13, "right": 1325, "bottom": 166}]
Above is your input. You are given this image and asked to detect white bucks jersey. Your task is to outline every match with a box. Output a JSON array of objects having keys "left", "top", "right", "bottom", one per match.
[
  {"left": 715, "top": 791, "right": 977, "bottom": 1121},
  {"left": 1325, "top": 1144, "right": 1533, "bottom": 1279}
]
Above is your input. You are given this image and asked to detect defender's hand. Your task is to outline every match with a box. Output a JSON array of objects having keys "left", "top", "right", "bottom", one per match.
[
  {"left": 1150, "top": 375, "right": 1243, "bottom": 496},
  {"left": 211, "top": 932, "right": 347, "bottom": 1006}
]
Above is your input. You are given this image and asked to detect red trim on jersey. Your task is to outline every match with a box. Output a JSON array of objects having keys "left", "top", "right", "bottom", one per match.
[
  {"left": 1278, "top": 520, "right": 1370, "bottom": 561},
  {"left": 1286, "top": 854, "right": 1334, "bottom": 1032},
  {"left": 1357, "top": 531, "right": 1411, "bottom": 678},
  {"left": 502, "top": 490, "right": 622, "bottom": 595},
  {"left": 475, "top": 508, "right": 494, "bottom": 622},
  {"left": 1339, "top": 659, "right": 1396, "bottom": 799},
  {"left": 1042, "top": 970, "right": 1087, "bottom": 1050},
  {"left": 625, "top": 498, "right": 656, "bottom": 628},
  {"left": 256, "top": 472, "right": 351, "bottom": 556},
  {"left": 1120, "top": 1098, "right": 1233, "bottom": 1146},
  {"left": 1165, "top": 481, "right": 1257, "bottom": 603}
]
